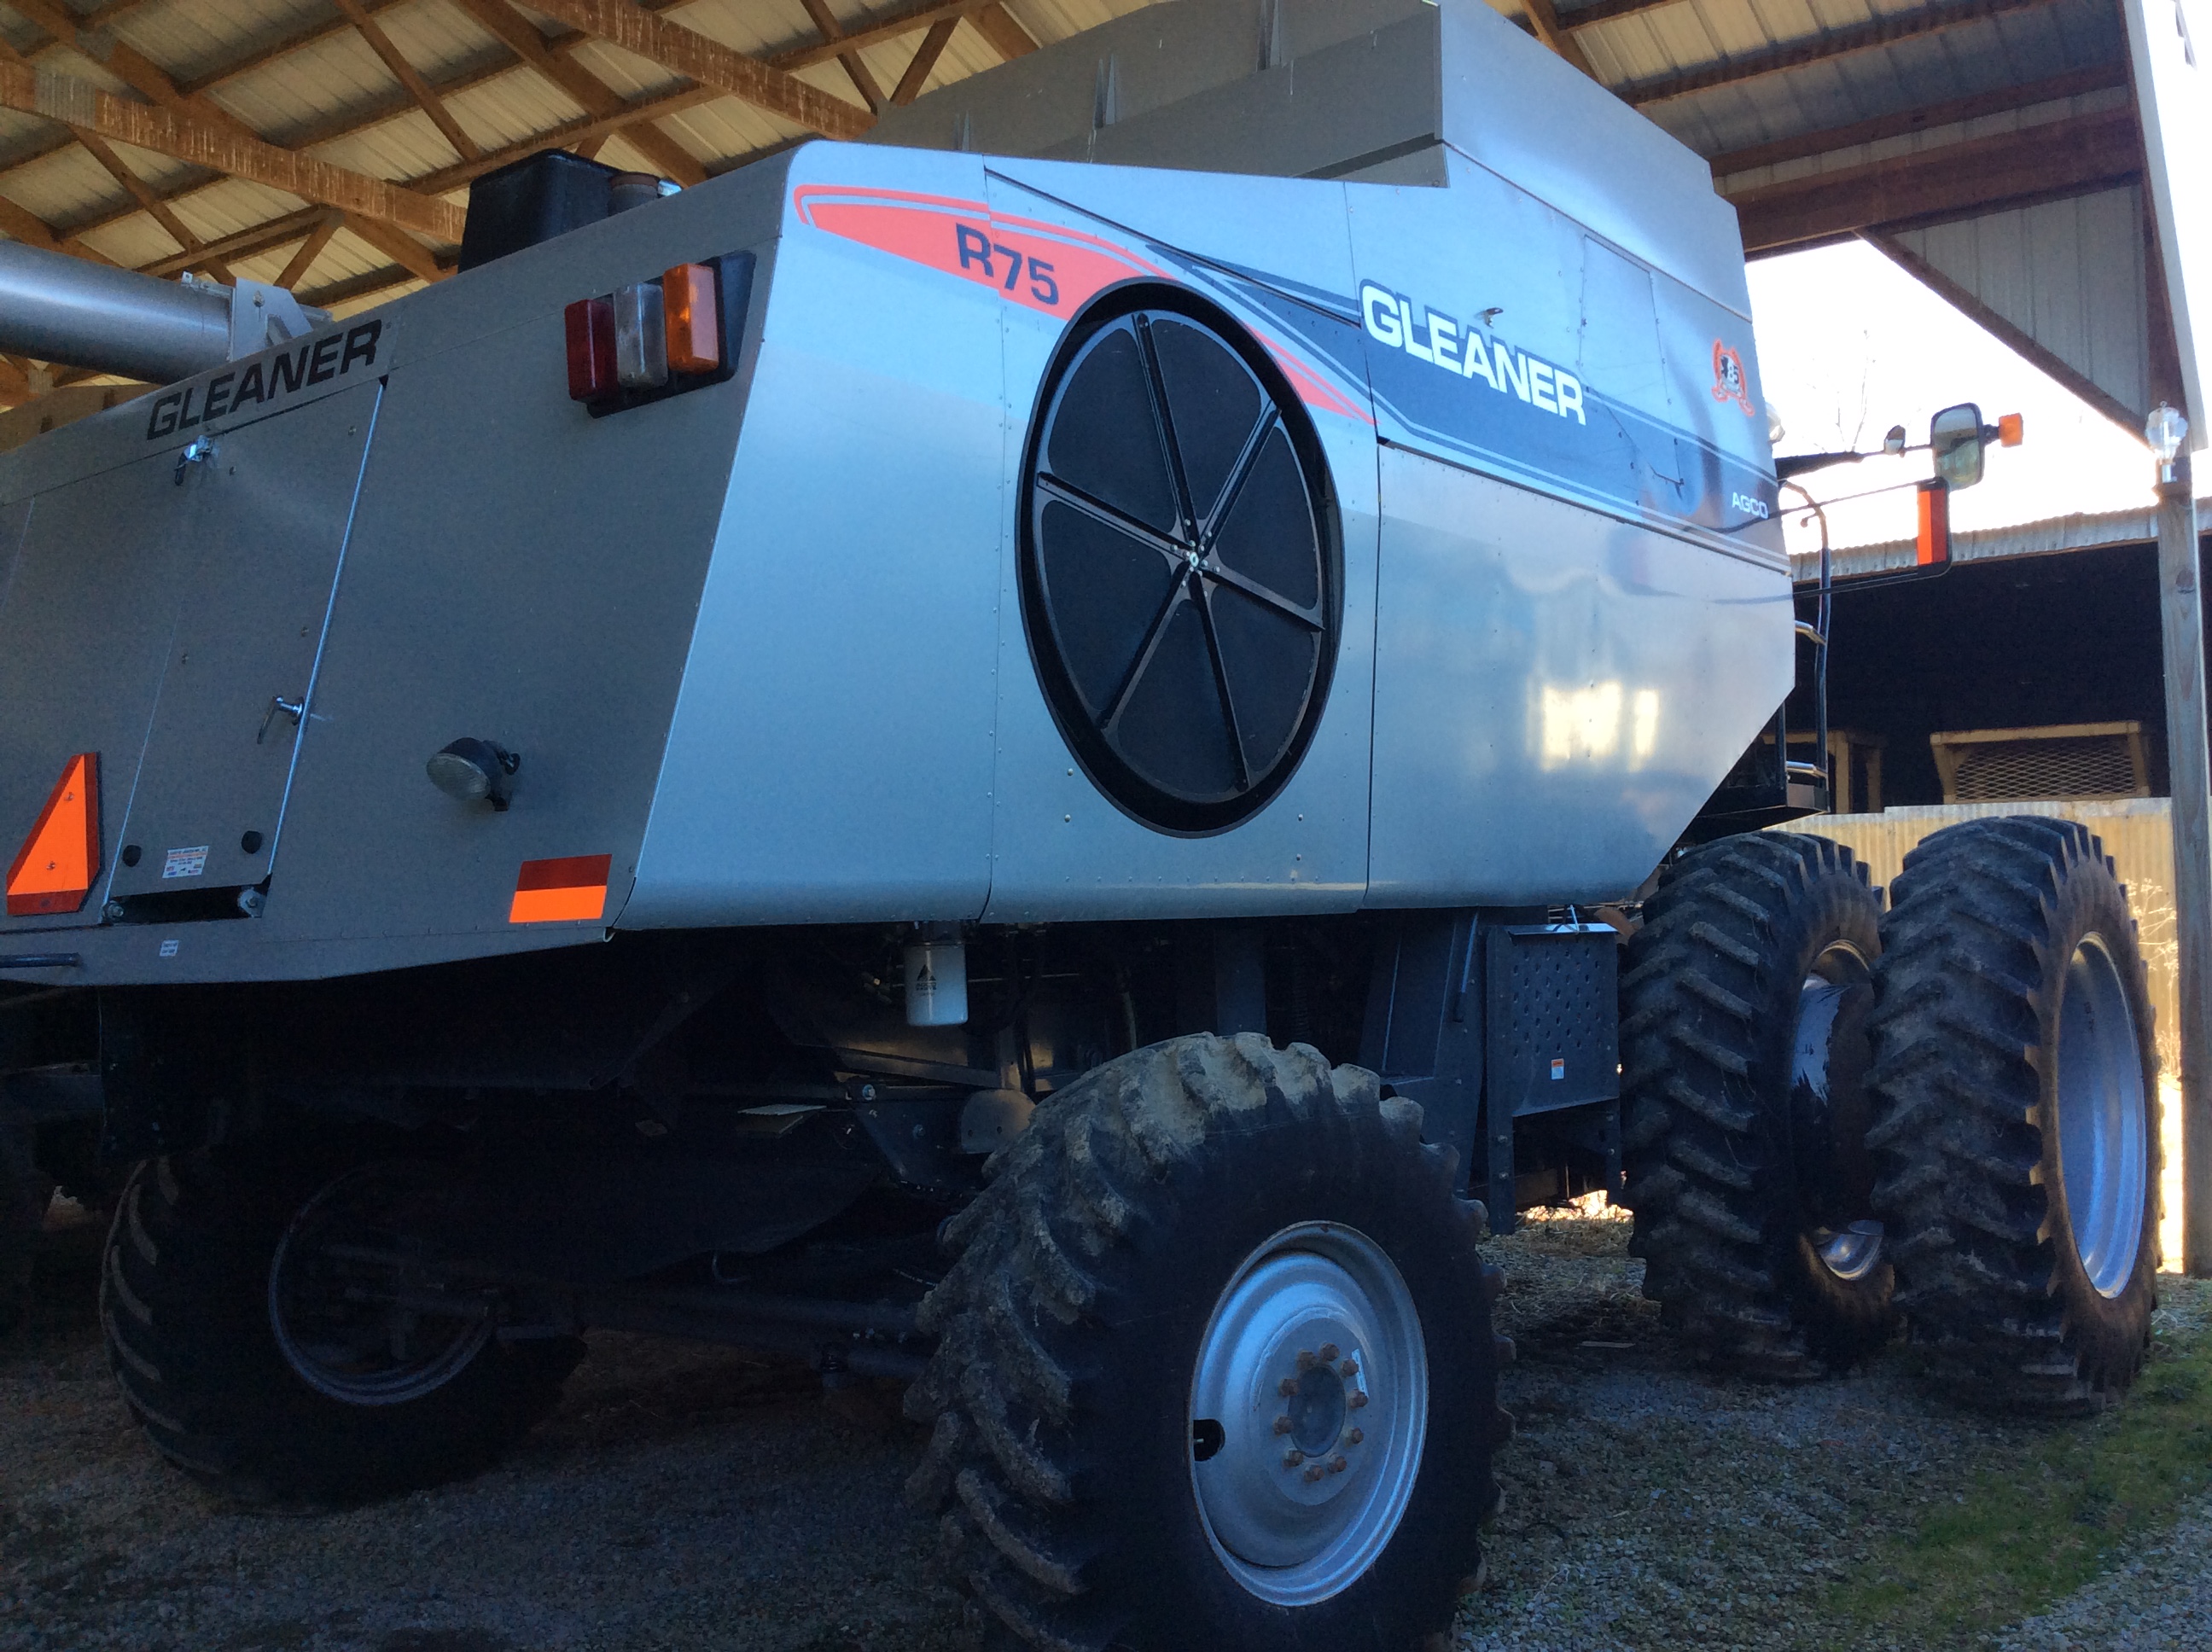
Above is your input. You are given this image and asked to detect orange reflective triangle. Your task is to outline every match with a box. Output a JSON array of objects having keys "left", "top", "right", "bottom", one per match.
[{"left": 6, "top": 753, "right": 101, "bottom": 917}]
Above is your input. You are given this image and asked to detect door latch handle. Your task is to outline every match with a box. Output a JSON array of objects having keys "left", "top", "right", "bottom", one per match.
[
  {"left": 258, "top": 695, "right": 304, "bottom": 743},
  {"left": 173, "top": 437, "right": 216, "bottom": 486}
]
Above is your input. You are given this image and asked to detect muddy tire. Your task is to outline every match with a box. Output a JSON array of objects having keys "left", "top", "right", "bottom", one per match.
[
  {"left": 1621, "top": 832, "right": 1895, "bottom": 1377},
  {"left": 102, "top": 1140, "right": 582, "bottom": 1503},
  {"left": 1867, "top": 816, "right": 2159, "bottom": 1411},
  {"left": 905, "top": 1032, "right": 1507, "bottom": 1652}
]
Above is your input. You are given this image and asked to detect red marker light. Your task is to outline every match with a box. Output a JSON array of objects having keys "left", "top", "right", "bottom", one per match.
[{"left": 564, "top": 295, "right": 615, "bottom": 404}]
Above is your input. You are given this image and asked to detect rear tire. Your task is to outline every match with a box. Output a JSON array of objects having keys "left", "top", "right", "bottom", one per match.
[
  {"left": 1621, "top": 832, "right": 1895, "bottom": 1376},
  {"left": 1866, "top": 816, "right": 2159, "bottom": 1411},
  {"left": 905, "top": 1033, "right": 1507, "bottom": 1652},
  {"left": 102, "top": 1139, "right": 582, "bottom": 1503}
]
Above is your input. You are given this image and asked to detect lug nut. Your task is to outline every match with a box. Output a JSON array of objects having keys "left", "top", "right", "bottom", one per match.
[
  {"left": 1344, "top": 1428, "right": 1364, "bottom": 1446},
  {"left": 1278, "top": 1376, "right": 1299, "bottom": 1398},
  {"left": 1340, "top": 1359, "right": 1359, "bottom": 1379},
  {"left": 1348, "top": 1391, "right": 1369, "bottom": 1410},
  {"left": 1330, "top": 1454, "right": 1348, "bottom": 1474},
  {"left": 1295, "top": 1349, "right": 1316, "bottom": 1372},
  {"left": 1272, "top": 1416, "right": 1293, "bottom": 1435},
  {"left": 1318, "top": 1343, "right": 1340, "bottom": 1363},
  {"left": 1303, "top": 1463, "right": 1325, "bottom": 1483},
  {"left": 1283, "top": 1449, "right": 1304, "bottom": 1468}
]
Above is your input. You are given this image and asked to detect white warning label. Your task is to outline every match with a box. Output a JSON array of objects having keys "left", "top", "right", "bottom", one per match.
[{"left": 162, "top": 846, "right": 208, "bottom": 880}]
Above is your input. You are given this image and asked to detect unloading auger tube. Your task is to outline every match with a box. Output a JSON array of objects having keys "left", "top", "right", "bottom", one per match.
[{"left": 0, "top": 241, "right": 327, "bottom": 387}]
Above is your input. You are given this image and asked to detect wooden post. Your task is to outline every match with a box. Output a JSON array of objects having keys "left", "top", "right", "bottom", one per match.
[{"left": 2156, "top": 451, "right": 2212, "bottom": 1276}]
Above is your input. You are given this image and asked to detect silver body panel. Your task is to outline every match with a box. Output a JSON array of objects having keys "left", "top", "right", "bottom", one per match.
[{"left": 0, "top": 3, "right": 1787, "bottom": 986}]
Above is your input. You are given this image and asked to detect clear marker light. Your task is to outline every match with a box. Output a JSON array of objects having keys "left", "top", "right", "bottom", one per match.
[{"left": 613, "top": 280, "right": 668, "bottom": 390}]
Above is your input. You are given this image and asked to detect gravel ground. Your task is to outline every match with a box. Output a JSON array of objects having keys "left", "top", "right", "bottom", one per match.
[{"left": 5, "top": 1195, "right": 2205, "bottom": 1652}]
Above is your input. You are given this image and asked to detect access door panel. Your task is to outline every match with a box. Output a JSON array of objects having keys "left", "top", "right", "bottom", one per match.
[
  {"left": 0, "top": 455, "right": 200, "bottom": 933},
  {"left": 108, "top": 386, "right": 377, "bottom": 899}
]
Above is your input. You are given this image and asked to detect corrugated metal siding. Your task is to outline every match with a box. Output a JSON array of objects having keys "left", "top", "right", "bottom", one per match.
[
  {"left": 1886, "top": 184, "right": 2150, "bottom": 422},
  {"left": 1786, "top": 504, "right": 2170, "bottom": 578},
  {"left": 1585, "top": 0, "right": 2127, "bottom": 157},
  {"left": 1775, "top": 799, "right": 2180, "bottom": 1069}
]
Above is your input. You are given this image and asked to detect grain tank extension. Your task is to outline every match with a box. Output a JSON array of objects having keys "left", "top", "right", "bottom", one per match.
[{"left": 0, "top": 3, "right": 2160, "bottom": 1648}]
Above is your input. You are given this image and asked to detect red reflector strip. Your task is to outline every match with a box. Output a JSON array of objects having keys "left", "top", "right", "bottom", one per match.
[
  {"left": 6, "top": 753, "right": 101, "bottom": 917},
  {"left": 509, "top": 853, "right": 613, "bottom": 924},
  {"left": 564, "top": 296, "right": 616, "bottom": 404},
  {"left": 1916, "top": 479, "right": 1950, "bottom": 567}
]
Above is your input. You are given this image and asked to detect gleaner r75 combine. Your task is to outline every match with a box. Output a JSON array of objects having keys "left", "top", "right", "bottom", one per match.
[{"left": 0, "top": 2, "right": 2161, "bottom": 1647}]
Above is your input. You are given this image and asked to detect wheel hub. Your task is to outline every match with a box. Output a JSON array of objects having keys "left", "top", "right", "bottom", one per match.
[
  {"left": 1188, "top": 1222, "right": 1426, "bottom": 1606},
  {"left": 2056, "top": 935, "right": 2149, "bottom": 1296},
  {"left": 1791, "top": 945, "right": 1885, "bottom": 1283},
  {"left": 268, "top": 1161, "right": 492, "bottom": 1406}
]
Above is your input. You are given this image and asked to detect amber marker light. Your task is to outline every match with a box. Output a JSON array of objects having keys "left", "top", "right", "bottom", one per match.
[
  {"left": 663, "top": 263, "right": 721, "bottom": 375},
  {"left": 1997, "top": 413, "right": 2025, "bottom": 446}
]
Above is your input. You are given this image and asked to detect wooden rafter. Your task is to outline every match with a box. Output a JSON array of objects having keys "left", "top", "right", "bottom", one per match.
[
  {"left": 1867, "top": 232, "right": 2145, "bottom": 434},
  {"left": 1727, "top": 107, "right": 2142, "bottom": 253},
  {"left": 404, "top": 81, "right": 725, "bottom": 195},
  {"left": 771, "top": 0, "right": 1004, "bottom": 73},
  {"left": 333, "top": 0, "right": 482, "bottom": 160},
  {"left": 7, "top": 0, "right": 260, "bottom": 141},
  {"left": 525, "top": 0, "right": 872, "bottom": 138},
  {"left": 892, "top": 16, "right": 959, "bottom": 107},
  {"left": 1552, "top": 0, "right": 1685, "bottom": 28},
  {"left": 275, "top": 212, "right": 343, "bottom": 289},
  {"left": 67, "top": 125, "right": 233, "bottom": 279},
  {"left": 971, "top": 3, "right": 1039, "bottom": 60},
  {"left": 0, "top": 61, "right": 464, "bottom": 243},
  {"left": 800, "top": 0, "right": 888, "bottom": 114},
  {"left": 453, "top": 0, "right": 706, "bottom": 184},
  {"left": 1706, "top": 61, "right": 2132, "bottom": 179},
  {"left": 1520, "top": 0, "right": 1597, "bottom": 75},
  {"left": 136, "top": 205, "right": 329, "bottom": 279},
  {"left": 1622, "top": 0, "right": 2059, "bottom": 106}
]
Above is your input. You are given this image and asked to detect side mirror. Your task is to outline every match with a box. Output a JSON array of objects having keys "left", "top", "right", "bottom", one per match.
[{"left": 1930, "top": 403, "right": 1985, "bottom": 489}]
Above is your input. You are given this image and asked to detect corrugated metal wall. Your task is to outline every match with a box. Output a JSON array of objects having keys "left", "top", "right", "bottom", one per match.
[
  {"left": 1885, "top": 184, "right": 2151, "bottom": 426},
  {"left": 1776, "top": 798, "right": 2179, "bottom": 1068}
]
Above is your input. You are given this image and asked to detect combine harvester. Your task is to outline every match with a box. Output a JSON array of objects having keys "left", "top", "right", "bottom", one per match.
[{"left": 0, "top": 2, "right": 2156, "bottom": 1646}]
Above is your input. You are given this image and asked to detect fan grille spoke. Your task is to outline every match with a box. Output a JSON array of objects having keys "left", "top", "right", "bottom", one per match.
[{"left": 1022, "top": 302, "right": 1340, "bottom": 832}]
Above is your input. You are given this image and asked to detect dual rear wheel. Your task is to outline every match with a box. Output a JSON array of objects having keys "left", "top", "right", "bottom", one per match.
[{"left": 1624, "top": 819, "right": 2158, "bottom": 1409}]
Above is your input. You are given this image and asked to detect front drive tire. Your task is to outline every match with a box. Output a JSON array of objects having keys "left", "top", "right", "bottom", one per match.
[
  {"left": 905, "top": 1033, "right": 1509, "bottom": 1652},
  {"left": 1867, "top": 816, "right": 2160, "bottom": 1411},
  {"left": 102, "top": 1140, "right": 582, "bottom": 1503}
]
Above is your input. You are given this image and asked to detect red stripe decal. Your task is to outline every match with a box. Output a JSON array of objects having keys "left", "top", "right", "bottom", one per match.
[{"left": 791, "top": 185, "right": 1372, "bottom": 424}]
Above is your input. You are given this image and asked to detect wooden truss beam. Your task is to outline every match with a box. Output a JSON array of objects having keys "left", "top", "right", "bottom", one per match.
[
  {"left": 67, "top": 125, "right": 233, "bottom": 278},
  {"left": 525, "top": 0, "right": 871, "bottom": 138},
  {"left": 1520, "top": 0, "right": 1597, "bottom": 75},
  {"left": 891, "top": 16, "right": 959, "bottom": 106},
  {"left": 770, "top": 0, "right": 1009, "bottom": 73},
  {"left": 1621, "top": 0, "right": 2059, "bottom": 107},
  {"left": 1728, "top": 107, "right": 2142, "bottom": 253},
  {"left": 971, "top": 3, "right": 1039, "bottom": 59},
  {"left": 1867, "top": 231, "right": 2145, "bottom": 435},
  {"left": 799, "top": 0, "right": 889, "bottom": 113},
  {"left": 451, "top": 0, "right": 707, "bottom": 184},
  {"left": 0, "top": 61, "right": 465, "bottom": 242},
  {"left": 1706, "top": 61, "right": 2131, "bottom": 178},
  {"left": 333, "top": 0, "right": 482, "bottom": 160}
]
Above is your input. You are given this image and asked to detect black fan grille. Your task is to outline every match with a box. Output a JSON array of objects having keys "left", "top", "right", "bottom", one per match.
[{"left": 1022, "top": 303, "right": 1339, "bottom": 835}]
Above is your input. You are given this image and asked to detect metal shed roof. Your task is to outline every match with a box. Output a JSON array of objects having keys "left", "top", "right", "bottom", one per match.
[{"left": 0, "top": 0, "right": 2189, "bottom": 428}]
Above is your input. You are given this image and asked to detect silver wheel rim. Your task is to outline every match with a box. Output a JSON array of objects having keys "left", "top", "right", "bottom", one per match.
[
  {"left": 269, "top": 1162, "right": 492, "bottom": 1405},
  {"left": 1188, "top": 1221, "right": 1427, "bottom": 1607},
  {"left": 1793, "top": 945, "right": 1884, "bottom": 1282},
  {"left": 2055, "top": 935, "right": 2149, "bottom": 1297}
]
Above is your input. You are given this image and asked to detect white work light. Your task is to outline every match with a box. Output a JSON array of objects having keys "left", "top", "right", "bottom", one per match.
[{"left": 2148, "top": 403, "right": 2190, "bottom": 485}]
